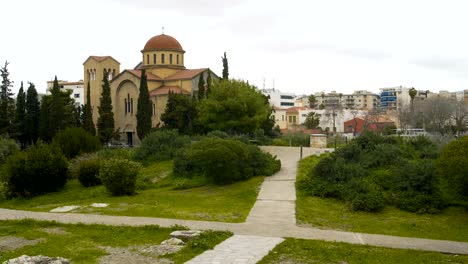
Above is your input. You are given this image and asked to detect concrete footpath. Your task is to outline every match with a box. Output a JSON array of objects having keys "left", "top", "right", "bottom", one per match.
[{"left": 0, "top": 146, "right": 467, "bottom": 263}]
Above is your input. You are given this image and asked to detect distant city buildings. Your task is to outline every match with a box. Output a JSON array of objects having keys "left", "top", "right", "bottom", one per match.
[
  {"left": 46, "top": 80, "right": 84, "bottom": 106},
  {"left": 379, "top": 86, "right": 430, "bottom": 111},
  {"left": 314, "top": 90, "right": 380, "bottom": 110}
]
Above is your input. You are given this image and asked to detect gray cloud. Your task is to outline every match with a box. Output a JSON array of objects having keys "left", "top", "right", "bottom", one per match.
[
  {"left": 111, "top": 0, "right": 247, "bottom": 16},
  {"left": 258, "top": 42, "right": 390, "bottom": 61}
]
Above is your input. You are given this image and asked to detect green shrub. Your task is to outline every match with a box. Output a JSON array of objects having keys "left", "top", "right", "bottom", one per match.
[
  {"left": 2, "top": 142, "right": 68, "bottom": 197},
  {"left": 96, "top": 148, "right": 135, "bottom": 160},
  {"left": 100, "top": 158, "right": 141, "bottom": 196},
  {"left": 345, "top": 179, "right": 385, "bottom": 212},
  {"left": 0, "top": 136, "right": 19, "bottom": 165},
  {"left": 78, "top": 156, "right": 101, "bottom": 187},
  {"left": 246, "top": 145, "right": 281, "bottom": 176},
  {"left": 436, "top": 136, "right": 468, "bottom": 196},
  {"left": 174, "top": 138, "right": 280, "bottom": 184},
  {"left": 355, "top": 131, "right": 384, "bottom": 151},
  {"left": 280, "top": 132, "right": 310, "bottom": 146},
  {"left": 53, "top": 127, "right": 101, "bottom": 159},
  {"left": 134, "top": 129, "right": 190, "bottom": 161},
  {"left": 361, "top": 144, "right": 402, "bottom": 168},
  {"left": 392, "top": 160, "right": 445, "bottom": 213},
  {"left": 271, "top": 138, "right": 289, "bottom": 146},
  {"left": 206, "top": 130, "right": 230, "bottom": 139}
]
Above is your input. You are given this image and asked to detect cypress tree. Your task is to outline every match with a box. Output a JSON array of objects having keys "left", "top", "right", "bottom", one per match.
[
  {"left": 136, "top": 69, "right": 152, "bottom": 140},
  {"left": 97, "top": 69, "right": 115, "bottom": 144},
  {"left": 25, "top": 82, "right": 40, "bottom": 144},
  {"left": 206, "top": 71, "right": 212, "bottom": 96},
  {"left": 49, "top": 76, "right": 64, "bottom": 138},
  {"left": 15, "top": 82, "right": 26, "bottom": 148},
  {"left": 197, "top": 72, "right": 205, "bottom": 100},
  {"left": 0, "top": 61, "right": 14, "bottom": 135},
  {"left": 82, "top": 81, "right": 96, "bottom": 135},
  {"left": 39, "top": 95, "right": 51, "bottom": 141},
  {"left": 222, "top": 52, "right": 229, "bottom": 80}
]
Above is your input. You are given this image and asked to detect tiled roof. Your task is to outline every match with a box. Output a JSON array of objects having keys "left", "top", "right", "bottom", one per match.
[
  {"left": 126, "top": 70, "right": 162, "bottom": 81},
  {"left": 149, "top": 86, "right": 190, "bottom": 96},
  {"left": 83, "top": 56, "right": 120, "bottom": 65},
  {"left": 164, "top": 68, "right": 207, "bottom": 81},
  {"left": 143, "top": 34, "right": 184, "bottom": 52}
]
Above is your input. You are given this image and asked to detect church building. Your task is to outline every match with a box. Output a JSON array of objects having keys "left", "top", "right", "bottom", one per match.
[{"left": 83, "top": 34, "right": 218, "bottom": 145}]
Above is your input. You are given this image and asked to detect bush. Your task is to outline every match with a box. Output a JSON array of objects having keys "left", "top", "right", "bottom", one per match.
[
  {"left": 392, "top": 160, "right": 445, "bottom": 213},
  {"left": 2, "top": 142, "right": 68, "bottom": 197},
  {"left": 436, "top": 136, "right": 468, "bottom": 196},
  {"left": 361, "top": 144, "right": 402, "bottom": 168},
  {"left": 174, "top": 138, "right": 281, "bottom": 184},
  {"left": 0, "top": 137, "right": 19, "bottom": 165},
  {"left": 96, "top": 148, "right": 135, "bottom": 160},
  {"left": 344, "top": 179, "right": 385, "bottom": 212},
  {"left": 77, "top": 156, "right": 101, "bottom": 187},
  {"left": 280, "top": 132, "right": 310, "bottom": 147},
  {"left": 100, "top": 158, "right": 141, "bottom": 195},
  {"left": 134, "top": 129, "right": 190, "bottom": 161},
  {"left": 206, "top": 130, "right": 230, "bottom": 139},
  {"left": 271, "top": 138, "right": 289, "bottom": 146},
  {"left": 53, "top": 127, "right": 101, "bottom": 159}
]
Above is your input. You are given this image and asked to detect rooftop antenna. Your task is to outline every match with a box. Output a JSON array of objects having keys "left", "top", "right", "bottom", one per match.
[
  {"left": 273, "top": 79, "right": 275, "bottom": 90},
  {"left": 263, "top": 78, "right": 265, "bottom": 90},
  {"left": 162, "top": 26, "right": 165, "bottom": 34}
]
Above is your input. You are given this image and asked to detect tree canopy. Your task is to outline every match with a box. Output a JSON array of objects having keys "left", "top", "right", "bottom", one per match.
[
  {"left": 197, "top": 79, "right": 270, "bottom": 134},
  {"left": 222, "top": 52, "right": 229, "bottom": 80},
  {"left": 97, "top": 70, "right": 115, "bottom": 144},
  {"left": 82, "top": 81, "right": 96, "bottom": 135}
]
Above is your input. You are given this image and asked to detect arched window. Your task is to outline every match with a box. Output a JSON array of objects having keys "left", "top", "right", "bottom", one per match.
[
  {"left": 147, "top": 54, "right": 150, "bottom": 65},
  {"left": 124, "top": 98, "right": 127, "bottom": 113},
  {"left": 152, "top": 103, "right": 155, "bottom": 116},
  {"left": 131, "top": 98, "right": 134, "bottom": 114},
  {"left": 169, "top": 54, "right": 173, "bottom": 64},
  {"left": 153, "top": 54, "right": 156, "bottom": 64},
  {"left": 161, "top": 54, "right": 165, "bottom": 64},
  {"left": 176, "top": 55, "right": 179, "bottom": 65},
  {"left": 127, "top": 94, "right": 131, "bottom": 113}
]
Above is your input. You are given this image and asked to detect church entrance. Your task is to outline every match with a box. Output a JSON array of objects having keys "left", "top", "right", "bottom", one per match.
[{"left": 127, "top": 132, "right": 133, "bottom": 146}]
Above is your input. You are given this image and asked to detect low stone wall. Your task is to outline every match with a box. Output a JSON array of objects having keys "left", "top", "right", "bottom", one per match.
[{"left": 310, "top": 134, "right": 327, "bottom": 148}]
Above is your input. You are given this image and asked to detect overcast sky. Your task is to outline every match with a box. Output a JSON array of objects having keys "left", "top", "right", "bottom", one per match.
[{"left": 2, "top": 0, "right": 468, "bottom": 96}]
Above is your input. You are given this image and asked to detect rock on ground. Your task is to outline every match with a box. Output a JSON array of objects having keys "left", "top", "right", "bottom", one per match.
[
  {"left": 98, "top": 246, "right": 173, "bottom": 264},
  {"left": 2, "top": 255, "right": 70, "bottom": 264},
  {"left": 0, "top": 237, "right": 45, "bottom": 252},
  {"left": 170, "top": 230, "right": 201, "bottom": 240}
]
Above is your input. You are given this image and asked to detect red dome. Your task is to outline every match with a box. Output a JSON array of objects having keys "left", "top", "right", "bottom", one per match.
[{"left": 143, "top": 34, "right": 184, "bottom": 52}]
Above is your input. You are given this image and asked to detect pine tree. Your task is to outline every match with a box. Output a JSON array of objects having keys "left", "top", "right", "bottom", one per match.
[
  {"left": 197, "top": 72, "right": 205, "bottom": 100},
  {"left": 25, "top": 82, "right": 40, "bottom": 144},
  {"left": 0, "top": 61, "right": 14, "bottom": 135},
  {"left": 136, "top": 69, "right": 152, "bottom": 140},
  {"left": 206, "top": 71, "right": 212, "bottom": 96},
  {"left": 221, "top": 52, "right": 229, "bottom": 80},
  {"left": 97, "top": 69, "right": 115, "bottom": 144},
  {"left": 82, "top": 81, "right": 96, "bottom": 135},
  {"left": 15, "top": 82, "right": 26, "bottom": 148},
  {"left": 49, "top": 76, "right": 65, "bottom": 138}
]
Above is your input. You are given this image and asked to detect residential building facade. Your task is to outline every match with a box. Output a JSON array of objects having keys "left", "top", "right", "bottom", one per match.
[
  {"left": 261, "top": 89, "right": 296, "bottom": 109},
  {"left": 46, "top": 80, "right": 84, "bottom": 106}
]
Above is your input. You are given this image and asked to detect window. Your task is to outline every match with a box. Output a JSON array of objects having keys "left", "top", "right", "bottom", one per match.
[
  {"left": 169, "top": 54, "right": 173, "bottom": 64},
  {"left": 161, "top": 54, "right": 165, "bottom": 64},
  {"left": 152, "top": 103, "right": 156, "bottom": 116},
  {"left": 177, "top": 54, "right": 179, "bottom": 65},
  {"left": 147, "top": 54, "right": 149, "bottom": 64},
  {"left": 280, "top": 95, "right": 294, "bottom": 99},
  {"left": 74, "top": 94, "right": 80, "bottom": 98},
  {"left": 282, "top": 115, "right": 284, "bottom": 121},
  {"left": 124, "top": 98, "right": 127, "bottom": 113},
  {"left": 280, "top": 102, "right": 294, "bottom": 106},
  {"left": 131, "top": 98, "right": 133, "bottom": 114},
  {"left": 153, "top": 54, "right": 156, "bottom": 64}
]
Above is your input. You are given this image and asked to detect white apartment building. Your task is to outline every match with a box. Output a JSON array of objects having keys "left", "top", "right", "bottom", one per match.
[
  {"left": 261, "top": 88, "right": 296, "bottom": 109},
  {"left": 46, "top": 80, "right": 84, "bottom": 106},
  {"left": 314, "top": 90, "right": 379, "bottom": 110},
  {"left": 380, "top": 86, "right": 429, "bottom": 111}
]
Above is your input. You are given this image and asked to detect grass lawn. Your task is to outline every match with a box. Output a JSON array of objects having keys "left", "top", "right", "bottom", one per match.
[
  {"left": 0, "top": 161, "right": 264, "bottom": 223},
  {"left": 0, "top": 219, "right": 231, "bottom": 264},
  {"left": 296, "top": 155, "right": 468, "bottom": 242},
  {"left": 258, "top": 238, "right": 468, "bottom": 264}
]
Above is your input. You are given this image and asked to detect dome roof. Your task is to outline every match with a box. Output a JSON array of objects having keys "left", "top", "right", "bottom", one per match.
[{"left": 143, "top": 34, "right": 184, "bottom": 52}]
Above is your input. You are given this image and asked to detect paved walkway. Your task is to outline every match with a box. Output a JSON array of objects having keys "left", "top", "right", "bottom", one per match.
[
  {"left": 185, "top": 235, "right": 284, "bottom": 264},
  {"left": 1, "top": 146, "right": 468, "bottom": 262}
]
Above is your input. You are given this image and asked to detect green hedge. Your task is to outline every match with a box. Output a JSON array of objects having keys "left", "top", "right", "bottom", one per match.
[
  {"left": 174, "top": 138, "right": 281, "bottom": 185},
  {"left": 134, "top": 129, "right": 190, "bottom": 162},
  {"left": 437, "top": 136, "right": 468, "bottom": 197}
]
